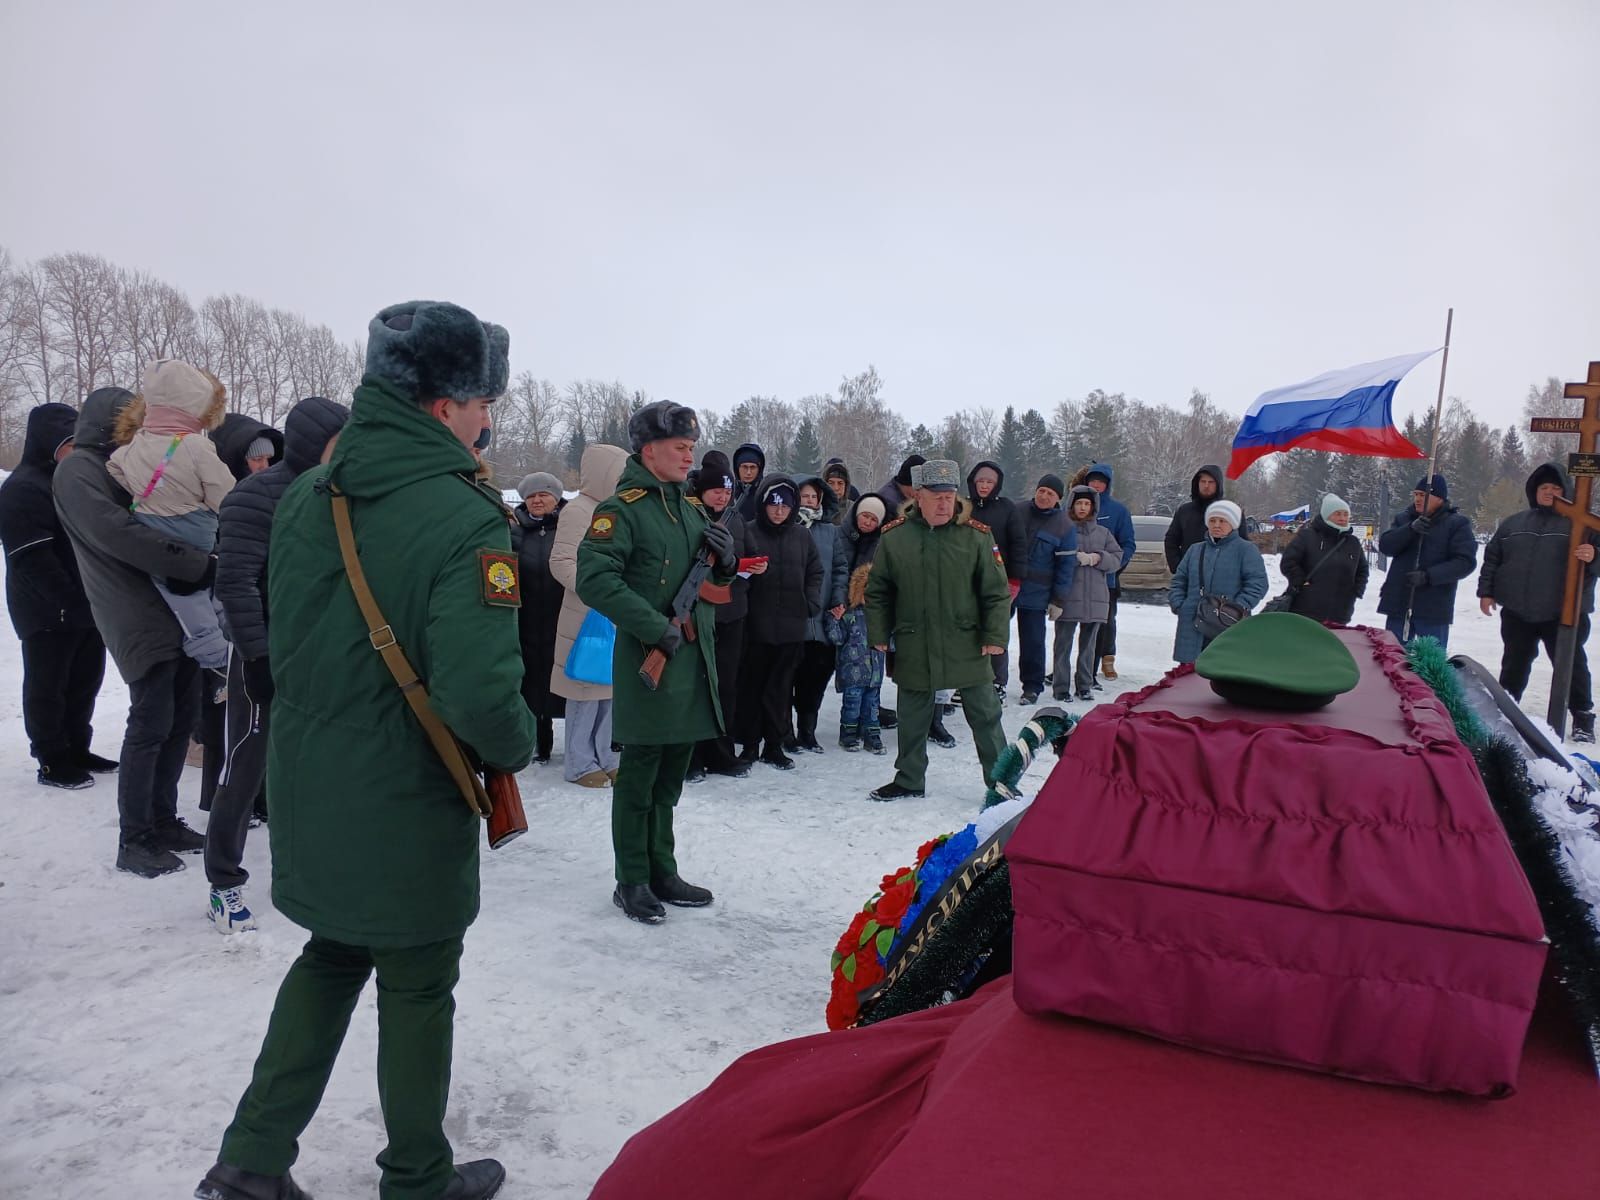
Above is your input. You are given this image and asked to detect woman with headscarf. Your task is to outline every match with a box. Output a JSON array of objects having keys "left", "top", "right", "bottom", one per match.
[{"left": 513, "top": 472, "right": 567, "bottom": 763}]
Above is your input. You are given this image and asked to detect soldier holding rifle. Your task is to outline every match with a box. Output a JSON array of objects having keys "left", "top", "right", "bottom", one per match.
[{"left": 577, "top": 401, "right": 738, "bottom": 925}]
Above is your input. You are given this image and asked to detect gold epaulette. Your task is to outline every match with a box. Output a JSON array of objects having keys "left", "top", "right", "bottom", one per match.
[
  {"left": 967, "top": 518, "right": 992, "bottom": 535},
  {"left": 618, "top": 488, "right": 648, "bottom": 503},
  {"left": 880, "top": 517, "right": 907, "bottom": 533}
]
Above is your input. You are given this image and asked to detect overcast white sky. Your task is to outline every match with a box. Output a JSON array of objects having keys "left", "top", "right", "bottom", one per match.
[{"left": 3, "top": 0, "right": 1596, "bottom": 429}]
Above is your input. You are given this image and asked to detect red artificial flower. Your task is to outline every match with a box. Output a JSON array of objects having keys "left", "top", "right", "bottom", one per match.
[
  {"left": 836, "top": 909, "right": 871, "bottom": 957},
  {"left": 853, "top": 951, "right": 886, "bottom": 989},
  {"left": 826, "top": 982, "right": 860, "bottom": 1030},
  {"left": 916, "top": 837, "right": 945, "bottom": 864},
  {"left": 880, "top": 870, "right": 908, "bottom": 892},
  {"left": 874, "top": 879, "right": 916, "bottom": 926}
]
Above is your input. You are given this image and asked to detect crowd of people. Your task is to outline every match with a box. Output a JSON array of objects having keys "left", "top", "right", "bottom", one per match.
[{"left": 1, "top": 295, "right": 1597, "bottom": 1198}]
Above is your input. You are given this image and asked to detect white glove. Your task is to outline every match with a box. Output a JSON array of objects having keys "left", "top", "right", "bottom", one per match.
[
  {"left": 1047, "top": 603, "right": 1063, "bottom": 621},
  {"left": 1075, "top": 551, "right": 1100, "bottom": 566}
]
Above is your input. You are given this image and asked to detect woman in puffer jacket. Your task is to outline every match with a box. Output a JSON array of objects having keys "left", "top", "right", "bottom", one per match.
[
  {"left": 788, "top": 476, "right": 849, "bottom": 753},
  {"left": 1052, "top": 486, "right": 1121, "bottom": 701},
  {"left": 1168, "top": 499, "right": 1268, "bottom": 664}
]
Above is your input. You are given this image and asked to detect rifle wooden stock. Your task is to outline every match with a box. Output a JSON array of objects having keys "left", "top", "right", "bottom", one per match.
[
  {"left": 639, "top": 647, "right": 667, "bottom": 690},
  {"left": 485, "top": 769, "right": 528, "bottom": 848}
]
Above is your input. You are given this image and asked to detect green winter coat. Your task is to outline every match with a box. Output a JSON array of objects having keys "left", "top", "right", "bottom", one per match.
[
  {"left": 866, "top": 498, "right": 1012, "bottom": 692},
  {"left": 266, "top": 379, "right": 536, "bottom": 948},
  {"left": 575, "top": 456, "right": 734, "bottom": 744}
]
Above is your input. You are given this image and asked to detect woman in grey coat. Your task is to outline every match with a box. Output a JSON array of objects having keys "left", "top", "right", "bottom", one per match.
[
  {"left": 1168, "top": 499, "right": 1269, "bottom": 664},
  {"left": 1053, "top": 485, "right": 1122, "bottom": 701}
]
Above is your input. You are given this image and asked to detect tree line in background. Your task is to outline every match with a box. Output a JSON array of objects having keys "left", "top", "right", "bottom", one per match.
[{"left": 2, "top": 248, "right": 1582, "bottom": 534}]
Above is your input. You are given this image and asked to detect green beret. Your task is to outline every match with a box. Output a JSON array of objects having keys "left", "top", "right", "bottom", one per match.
[{"left": 1195, "top": 612, "right": 1361, "bottom": 711}]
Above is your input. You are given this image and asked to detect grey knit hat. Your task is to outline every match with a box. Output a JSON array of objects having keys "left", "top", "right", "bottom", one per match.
[{"left": 517, "top": 471, "right": 563, "bottom": 501}]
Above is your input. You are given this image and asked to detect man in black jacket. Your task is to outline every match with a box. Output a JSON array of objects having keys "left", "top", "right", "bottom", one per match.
[
  {"left": 966, "top": 461, "right": 1026, "bottom": 699},
  {"left": 731, "top": 441, "right": 766, "bottom": 521},
  {"left": 877, "top": 453, "right": 926, "bottom": 515},
  {"left": 823, "top": 457, "right": 859, "bottom": 520},
  {"left": 1163, "top": 465, "right": 1223, "bottom": 572},
  {"left": 205, "top": 396, "right": 348, "bottom": 929},
  {"left": 1376, "top": 474, "right": 1478, "bottom": 649},
  {"left": 1479, "top": 462, "right": 1600, "bottom": 742},
  {"left": 53, "top": 387, "right": 216, "bottom": 877},
  {"left": 0, "top": 403, "right": 112, "bottom": 789}
]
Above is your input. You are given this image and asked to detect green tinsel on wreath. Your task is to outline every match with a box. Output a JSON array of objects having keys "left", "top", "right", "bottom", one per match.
[{"left": 1405, "top": 640, "right": 1600, "bottom": 1050}]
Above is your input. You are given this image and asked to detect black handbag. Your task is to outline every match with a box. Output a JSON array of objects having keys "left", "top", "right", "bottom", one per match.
[{"left": 1193, "top": 544, "right": 1249, "bottom": 640}]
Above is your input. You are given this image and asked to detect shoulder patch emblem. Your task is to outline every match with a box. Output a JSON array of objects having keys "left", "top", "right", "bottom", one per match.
[
  {"left": 618, "top": 488, "right": 648, "bottom": 503},
  {"left": 587, "top": 513, "right": 616, "bottom": 540},
  {"left": 478, "top": 550, "right": 521, "bottom": 607}
]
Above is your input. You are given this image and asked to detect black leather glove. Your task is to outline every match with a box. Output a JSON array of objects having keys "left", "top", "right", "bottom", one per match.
[
  {"left": 702, "top": 522, "right": 737, "bottom": 573},
  {"left": 1409, "top": 515, "right": 1433, "bottom": 535},
  {"left": 166, "top": 554, "right": 217, "bottom": 596},
  {"left": 655, "top": 624, "right": 683, "bottom": 659},
  {"left": 242, "top": 657, "right": 275, "bottom": 703},
  {"left": 1405, "top": 569, "right": 1428, "bottom": 588}
]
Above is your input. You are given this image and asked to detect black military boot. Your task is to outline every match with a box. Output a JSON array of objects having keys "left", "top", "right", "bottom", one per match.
[
  {"left": 927, "top": 717, "right": 957, "bottom": 749},
  {"left": 760, "top": 742, "right": 796, "bottom": 771},
  {"left": 442, "top": 1159, "right": 506, "bottom": 1199},
  {"left": 797, "top": 712, "right": 824, "bottom": 753},
  {"left": 194, "top": 1162, "right": 312, "bottom": 1200},
  {"left": 652, "top": 873, "right": 714, "bottom": 907},
  {"left": 868, "top": 780, "right": 924, "bottom": 801},
  {"left": 1573, "top": 710, "right": 1596, "bottom": 744},
  {"left": 878, "top": 706, "right": 897, "bottom": 729},
  {"left": 613, "top": 883, "right": 666, "bottom": 924}
]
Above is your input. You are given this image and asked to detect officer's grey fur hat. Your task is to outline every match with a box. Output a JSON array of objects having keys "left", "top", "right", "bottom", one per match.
[
  {"left": 918, "top": 459, "right": 961, "bottom": 492},
  {"left": 365, "top": 301, "right": 510, "bottom": 403},
  {"left": 628, "top": 400, "right": 700, "bottom": 452}
]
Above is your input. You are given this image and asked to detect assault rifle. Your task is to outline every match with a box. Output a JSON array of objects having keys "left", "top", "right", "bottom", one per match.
[{"left": 639, "top": 505, "right": 732, "bottom": 691}]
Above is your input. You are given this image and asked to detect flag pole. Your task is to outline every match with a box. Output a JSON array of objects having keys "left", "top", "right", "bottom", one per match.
[{"left": 1403, "top": 307, "right": 1454, "bottom": 642}]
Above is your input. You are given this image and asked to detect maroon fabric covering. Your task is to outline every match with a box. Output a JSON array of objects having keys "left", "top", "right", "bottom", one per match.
[
  {"left": 592, "top": 978, "right": 1600, "bottom": 1199},
  {"left": 1006, "top": 627, "right": 1547, "bottom": 1095}
]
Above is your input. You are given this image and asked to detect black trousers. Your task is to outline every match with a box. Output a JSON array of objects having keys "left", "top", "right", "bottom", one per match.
[
  {"left": 1095, "top": 587, "right": 1121, "bottom": 663},
  {"left": 695, "top": 617, "right": 746, "bottom": 771},
  {"left": 119, "top": 656, "right": 201, "bottom": 844},
  {"left": 205, "top": 649, "right": 270, "bottom": 890},
  {"left": 20, "top": 628, "right": 106, "bottom": 763},
  {"left": 737, "top": 640, "right": 803, "bottom": 754},
  {"left": 790, "top": 640, "right": 837, "bottom": 736},
  {"left": 197, "top": 667, "right": 227, "bottom": 811},
  {"left": 1499, "top": 609, "right": 1593, "bottom": 715}
]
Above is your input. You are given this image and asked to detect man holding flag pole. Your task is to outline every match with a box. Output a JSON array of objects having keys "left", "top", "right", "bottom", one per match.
[{"left": 1225, "top": 312, "right": 1476, "bottom": 647}]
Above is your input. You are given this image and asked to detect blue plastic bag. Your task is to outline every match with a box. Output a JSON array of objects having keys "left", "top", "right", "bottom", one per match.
[{"left": 565, "top": 608, "right": 615, "bottom": 685}]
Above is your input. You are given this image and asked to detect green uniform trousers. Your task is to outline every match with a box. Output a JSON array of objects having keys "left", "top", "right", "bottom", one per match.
[
  {"left": 893, "top": 683, "right": 1007, "bottom": 793},
  {"left": 612, "top": 742, "right": 693, "bottom": 884},
  {"left": 219, "top": 933, "right": 464, "bottom": 1200}
]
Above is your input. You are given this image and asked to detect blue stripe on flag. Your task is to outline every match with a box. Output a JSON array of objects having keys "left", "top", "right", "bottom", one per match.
[{"left": 1230, "top": 382, "right": 1398, "bottom": 448}]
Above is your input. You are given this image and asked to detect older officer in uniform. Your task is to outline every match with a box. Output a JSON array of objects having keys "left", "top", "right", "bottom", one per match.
[
  {"left": 577, "top": 400, "right": 739, "bottom": 925},
  {"left": 196, "top": 301, "right": 536, "bottom": 1200},
  {"left": 866, "top": 459, "right": 1011, "bottom": 801}
]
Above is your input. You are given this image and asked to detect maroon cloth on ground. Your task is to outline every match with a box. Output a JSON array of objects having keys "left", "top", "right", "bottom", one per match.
[
  {"left": 1006, "top": 626, "right": 1547, "bottom": 1095},
  {"left": 591, "top": 978, "right": 1600, "bottom": 1200}
]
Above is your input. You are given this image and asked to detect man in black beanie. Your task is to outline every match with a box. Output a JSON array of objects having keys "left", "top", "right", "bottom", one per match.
[
  {"left": 878, "top": 453, "right": 926, "bottom": 515},
  {"left": 1376, "top": 473, "right": 1477, "bottom": 649}
]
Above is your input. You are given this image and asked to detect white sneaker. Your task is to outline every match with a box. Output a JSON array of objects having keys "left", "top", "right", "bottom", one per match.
[{"left": 208, "top": 887, "right": 258, "bottom": 934}]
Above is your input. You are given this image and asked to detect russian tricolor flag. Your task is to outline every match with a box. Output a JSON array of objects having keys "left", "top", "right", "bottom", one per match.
[{"left": 1225, "top": 350, "right": 1438, "bottom": 479}]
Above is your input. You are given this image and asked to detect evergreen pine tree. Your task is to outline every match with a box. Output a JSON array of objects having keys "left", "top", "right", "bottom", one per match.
[
  {"left": 903, "top": 423, "right": 935, "bottom": 458},
  {"left": 994, "top": 407, "right": 1027, "bottom": 493},
  {"left": 1074, "top": 390, "right": 1130, "bottom": 477},
  {"left": 1499, "top": 426, "right": 1528, "bottom": 483},
  {"left": 566, "top": 426, "right": 587, "bottom": 472},
  {"left": 1017, "top": 408, "right": 1059, "bottom": 491},
  {"left": 791, "top": 417, "right": 822, "bottom": 477}
]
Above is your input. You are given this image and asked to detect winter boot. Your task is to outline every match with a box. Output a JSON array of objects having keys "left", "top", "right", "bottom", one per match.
[
  {"left": 994, "top": 682, "right": 1006, "bottom": 705},
  {"left": 781, "top": 732, "right": 802, "bottom": 754},
  {"left": 1573, "top": 710, "right": 1596, "bottom": 744},
  {"left": 75, "top": 749, "right": 120, "bottom": 774},
  {"left": 37, "top": 757, "right": 93, "bottom": 790},
  {"left": 1101, "top": 655, "right": 1118, "bottom": 681},
  {"left": 613, "top": 883, "right": 666, "bottom": 925},
  {"left": 1020, "top": 689, "right": 1040, "bottom": 706},
  {"left": 116, "top": 837, "right": 184, "bottom": 879},
  {"left": 864, "top": 726, "right": 885, "bottom": 755},
  {"left": 869, "top": 780, "right": 924, "bottom": 801},
  {"left": 150, "top": 816, "right": 205, "bottom": 854},
  {"left": 209, "top": 887, "right": 258, "bottom": 934},
  {"left": 928, "top": 717, "right": 957, "bottom": 749},
  {"left": 652, "top": 873, "right": 714, "bottom": 907},
  {"left": 879, "top": 706, "right": 897, "bottom": 730},
  {"left": 194, "top": 1162, "right": 311, "bottom": 1200},
  {"left": 839, "top": 723, "right": 862, "bottom": 752},
  {"left": 797, "top": 713, "right": 825, "bottom": 753},
  {"left": 442, "top": 1159, "right": 507, "bottom": 1200},
  {"left": 760, "top": 743, "right": 797, "bottom": 771},
  {"left": 574, "top": 769, "right": 612, "bottom": 788}
]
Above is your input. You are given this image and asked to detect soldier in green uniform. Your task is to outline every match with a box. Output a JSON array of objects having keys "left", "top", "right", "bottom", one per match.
[
  {"left": 195, "top": 302, "right": 536, "bottom": 1200},
  {"left": 865, "top": 458, "right": 1011, "bottom": 801},
  {"left": 577, "top": 401, "right": 738, "bottom": 924}
]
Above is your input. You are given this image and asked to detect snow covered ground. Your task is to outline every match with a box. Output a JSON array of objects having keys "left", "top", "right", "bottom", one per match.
[{"left": 0, "top": 550, "right": 1579, "bottom": 1198}]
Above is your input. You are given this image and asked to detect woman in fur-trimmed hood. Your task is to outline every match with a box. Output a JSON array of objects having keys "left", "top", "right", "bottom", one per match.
[{"left": 834, "top": 495, "right": 889, "bottom": 751}]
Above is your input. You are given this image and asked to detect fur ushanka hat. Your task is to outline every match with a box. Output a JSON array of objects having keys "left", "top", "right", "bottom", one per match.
[{"left": 365, "top": 301, "right": 510, "bottom": 403}]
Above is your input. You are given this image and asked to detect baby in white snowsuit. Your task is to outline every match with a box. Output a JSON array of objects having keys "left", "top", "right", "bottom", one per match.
[{"left": 107, "top": 358, "right": 236, "bottom": 670}]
